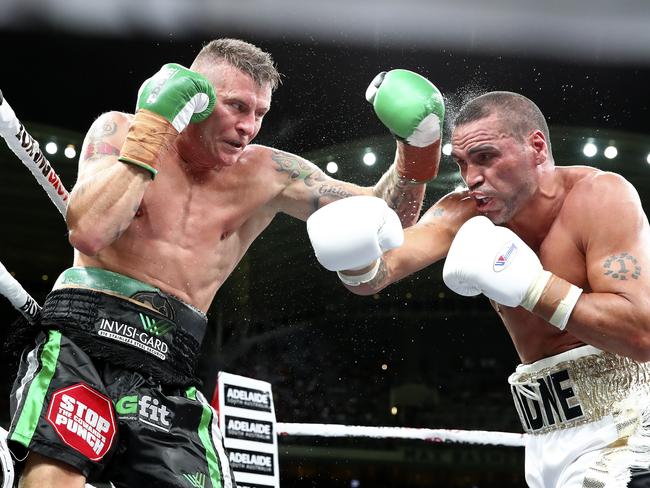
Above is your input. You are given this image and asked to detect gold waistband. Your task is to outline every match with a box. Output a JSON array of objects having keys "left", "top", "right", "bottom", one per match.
[{"left": 509, "top": 346, "right": 650, "bottom": 434}]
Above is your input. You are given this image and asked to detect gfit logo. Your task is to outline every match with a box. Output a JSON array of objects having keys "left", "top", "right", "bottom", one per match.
[
  {"left": 46, "top": 383, "right": 116, "bottom": 460},
  {"left": 224, "top": 385, "right": 271, "bottom": 412},
  {"left": 115, "top": 394, "right": 172, "bottom": 432}
]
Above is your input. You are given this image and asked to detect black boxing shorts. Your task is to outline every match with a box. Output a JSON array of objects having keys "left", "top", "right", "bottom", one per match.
[{"left": 8, "top": 331, "right": 234, "bottom": 486}]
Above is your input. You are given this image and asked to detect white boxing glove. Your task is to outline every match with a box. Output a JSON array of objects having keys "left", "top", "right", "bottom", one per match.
[
  {"left": 306, "top": 196, "right": 404, "bottom": 286},
  {"left": 443, "top": 216, "right": 582, "bottom": 330}
]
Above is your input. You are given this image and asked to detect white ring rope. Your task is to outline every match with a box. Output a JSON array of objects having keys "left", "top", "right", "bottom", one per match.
[
  {"left": 0, "top": 89, "right": 69, "bottom": 217},
  {"left": 276, "top": 422, "right": 525, "bottom": 447}
]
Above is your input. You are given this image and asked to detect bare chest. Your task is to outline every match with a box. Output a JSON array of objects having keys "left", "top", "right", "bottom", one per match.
[{"left": 494, "top": 219, "right": 587, "bottom": 362}]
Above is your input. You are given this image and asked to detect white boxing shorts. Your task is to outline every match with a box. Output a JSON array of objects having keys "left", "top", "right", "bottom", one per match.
[{"left": 509, "top": 345, "right": 650, "bottom": 487}]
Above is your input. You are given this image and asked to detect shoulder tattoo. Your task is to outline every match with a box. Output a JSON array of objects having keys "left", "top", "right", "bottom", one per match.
[
  {"left": 603, "top": 252, "right": 641, "bottom": 280},
  {"left": 88, "top": 120, "right": 117, "bottom": 141}
]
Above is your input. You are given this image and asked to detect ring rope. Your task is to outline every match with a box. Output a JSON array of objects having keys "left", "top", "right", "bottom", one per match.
[
  {"left": 0, "top": 89, "right": 69, "bottom": 216},
  {"left": 276, "top": 422, "right": 525, "bottom": 447}
]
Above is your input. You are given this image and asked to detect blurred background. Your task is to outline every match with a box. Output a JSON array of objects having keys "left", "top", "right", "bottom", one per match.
[{"left": 1, "top": 1, "right": 650, "bottom": 486}]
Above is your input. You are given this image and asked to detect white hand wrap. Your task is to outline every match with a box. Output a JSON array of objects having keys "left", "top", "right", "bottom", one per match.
[
  {"left": 444, "top": 216, "right": 582, "bottom": 329},
  {"left": 307, "top": 196, "right": 403, "bottom": 285}
]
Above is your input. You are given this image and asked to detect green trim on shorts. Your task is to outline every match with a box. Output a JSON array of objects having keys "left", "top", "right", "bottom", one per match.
[
  {"left": 186, "top": 386, "right": 223, "bottom": 488},
  {"left": 54, "top": 266, "right": 159, "bottom": 297},
  {"left": 10, "top": 330, "right": 62, "bottom": 446}
]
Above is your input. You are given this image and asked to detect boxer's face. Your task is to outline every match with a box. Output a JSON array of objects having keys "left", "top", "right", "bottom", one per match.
[
  {"left": 181, "top": 63, "right": 272, "bottom": 168},
  {"left": 451, "top": 113, "right": 538, "bottom": 224}
]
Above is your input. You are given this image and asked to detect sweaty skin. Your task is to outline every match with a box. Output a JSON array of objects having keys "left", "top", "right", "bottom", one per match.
[
  {"left": 347, "top": 113, "right": 650, "bottom": 364},
  {"left": 66, "top": 62, "right": 432, "bottom": 312}
]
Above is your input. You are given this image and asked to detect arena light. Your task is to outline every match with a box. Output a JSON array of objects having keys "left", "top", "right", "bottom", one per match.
[
  {"left": 582, "top": 142, "right": 597, "bottom": 158},
  {"left": 603, "top": 145, "right": 617, "bottom": 160},
  {"left": 390, "top": 406, "right": 398, "bottom": 416},
  {"left": 442, "top": 142, "right": 452, "bottom": 156},
  {"left": 381, "top": 363, "right": 388, "bottom": 371},
  {"left": 646, "top": 153, "right": 650, "bottom": 165},
  {"left": 64, "top": 144, "right": 77, "bottom": 159},
  {"left": 45, "top": 142, "right": 58, "bottom": 155},
  {"left": 363, "top": 151, "right": 376, "bottom": 166}
]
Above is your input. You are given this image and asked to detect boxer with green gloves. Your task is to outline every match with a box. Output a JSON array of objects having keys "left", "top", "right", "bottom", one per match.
[
  {"left": 118, "top": 63, "right": 216, "bottom": 178},
  {"left": 366, "top": 69, "right": 445, "bottom": 182}
]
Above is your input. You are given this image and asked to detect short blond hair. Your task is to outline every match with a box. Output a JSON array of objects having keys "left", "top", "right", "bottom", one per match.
[{"left": 192, "top": 38, "right": 281, "bottom": 92}]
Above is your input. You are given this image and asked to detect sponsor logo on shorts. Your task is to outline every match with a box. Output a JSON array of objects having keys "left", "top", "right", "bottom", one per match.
[
  {"left": 46, "top": 383, "right": 116, "bottom": 461},
  {"left": 228, "top": 448, "right": 274, "bottom": 475},
  {"left": 493, "top": 241, "right": 517, "bottom": 271},
  {"left": 115, "top": 394, "right": 173, "bottom": 432},
  {"left": 97, "top": 314, "right": 172, "bottom": 360},
  {"left": 511, "top": 368, "right": 584, "bottom": 432},
  {"left": 225, "top": 415, "right": 273, "bottom": 443},
  {"left": 182, "top": 471, "right": 206, "bottom": 488},
  {"left": 224, "top": 384, "right": 272, "bottom": 412}
]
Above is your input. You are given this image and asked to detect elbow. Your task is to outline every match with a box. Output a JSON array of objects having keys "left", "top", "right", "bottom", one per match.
[
  {"left": 68, "top": 228, "right": 106, "bottom": 257},
  {"left": 625, "top": 329, "right": 650, "bottom": 362},
  {"left": 67, "top": 214, "right": 112, "bottom": 256},
  {"left": 345, "top": 283, "right": 383, "bottom": 297}
]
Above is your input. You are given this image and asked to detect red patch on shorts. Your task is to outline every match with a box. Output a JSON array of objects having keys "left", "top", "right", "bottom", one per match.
[{"left": 46, "top": 383, "right": 116, "bottom": 461}]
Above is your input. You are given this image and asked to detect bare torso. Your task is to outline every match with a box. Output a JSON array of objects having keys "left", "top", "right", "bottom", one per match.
[
  {"left": 74, "top": 137, "right": 287, "bottom": 311},
  {"left": 489, "top": 166, "right": 599, "bottom": 363}
]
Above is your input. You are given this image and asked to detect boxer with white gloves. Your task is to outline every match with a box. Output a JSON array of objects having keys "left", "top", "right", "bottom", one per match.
[
  {"left": 307, "top": 196, "right": 403, "bottom": 286},
  {"left": 310, "top": 89, "right": 650, "bottom": 487},
  {"left": 443, "top": 216, "right": 582, "bottom": 330}
]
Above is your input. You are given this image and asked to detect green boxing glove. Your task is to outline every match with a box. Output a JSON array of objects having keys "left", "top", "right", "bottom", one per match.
[
  {"left": 366, "top": 69, "right": 445, "bottom": 182},
  {"left": 119, "top": 63, "right": 216, "bottom": 178}
]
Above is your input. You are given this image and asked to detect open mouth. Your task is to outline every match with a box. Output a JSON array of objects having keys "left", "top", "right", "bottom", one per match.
[
  {"left": 474, "top": 196, "right": 492, "bottom": 209},
  {"left": 226, "top": 140, "right": 243, "bottom": 149}
]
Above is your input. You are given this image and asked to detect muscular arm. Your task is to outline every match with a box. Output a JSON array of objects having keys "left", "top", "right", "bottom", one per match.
[
  {"left": 66, "top": 112, "right": 151, "bottom": 256},
  {"left": 563, "top": 173, "right": 650, "bottom": 361},
  {"left": 345, "top": 191, "right": 475, "bottom": 295},
  {"left": 273, "top": 140, "right": 437, "bottom": 227}
]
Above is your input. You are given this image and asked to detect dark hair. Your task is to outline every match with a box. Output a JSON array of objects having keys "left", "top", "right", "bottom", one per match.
[
  {"left": 192, "top": 38, "right": 281, "bottom": 92},
  {"left": 453, "top": 91, "right": 552, "bottom": 152}
]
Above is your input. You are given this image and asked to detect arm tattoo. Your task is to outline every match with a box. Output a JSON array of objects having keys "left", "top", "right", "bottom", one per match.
[
  {"left": 603, "top": 252, "right": 641, "bottom": 280},
  {"left": 272, "top": 150, "right": 353, "bottom": 210},
  {"left": 272, "top": 150, "right": 325, "bottom": 185},
  {"left": 365, "top": 258, "right": 390, "bottom": 290},
  {"left": 84, "top": 141, "right": 120, "bottom": 161},
  {"left": 374, "top": 164, "right": 425, "bottom": 227}
]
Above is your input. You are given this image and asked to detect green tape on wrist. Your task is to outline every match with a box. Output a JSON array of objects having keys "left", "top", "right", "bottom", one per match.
[{"left": 118, "top": 156, "right": 158, "bottom": 179}]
